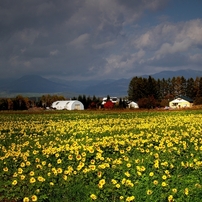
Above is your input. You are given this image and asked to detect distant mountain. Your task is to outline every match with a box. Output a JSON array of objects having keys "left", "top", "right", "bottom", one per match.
[
  {"left": 0, "top": 75, "right": 73, "bottom": 94},
  {"left": 0, "top": 69, "right": 202, "bottom": 98},
  {"left": 143, "top": 69, "right": 202, "bottom": 79}
]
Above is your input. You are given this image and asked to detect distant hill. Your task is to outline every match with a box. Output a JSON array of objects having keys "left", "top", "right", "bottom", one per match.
[
  {"left": 0, "top": 75, "right": 73, "bottom": 94},
  {"left": 0, "top": 69, "right": 202, "bottom": 97},
  {"left": 146, "top": 69, "right": 202, "bottom": 80}
]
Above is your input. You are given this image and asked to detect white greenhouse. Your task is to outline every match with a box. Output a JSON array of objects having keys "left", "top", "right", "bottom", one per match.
[
  {"left": 51, "top": 100, "right": 84, "bottom": 110},
  {"left": 128, "top": 101, "right": 139, "bottom": 109}
]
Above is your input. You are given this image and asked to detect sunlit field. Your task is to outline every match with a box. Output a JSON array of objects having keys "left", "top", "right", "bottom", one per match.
[{"left": 1, "top": 109, "right": 202, "bottom": 202}]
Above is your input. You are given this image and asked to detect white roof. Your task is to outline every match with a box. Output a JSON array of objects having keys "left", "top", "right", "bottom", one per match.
[
  {"left": 170, "top": 98, "right": 188, "bottom": 103},
  {"left": 51, "top": 100, "right": 84, "bottom": 110}
]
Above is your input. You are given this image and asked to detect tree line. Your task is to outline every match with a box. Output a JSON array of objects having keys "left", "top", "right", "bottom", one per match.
[
  {"left": 1, "top": 76, "right": 202, "bottom": 110},
  {"left": 0, "top": 95, "right": 66, "bottom": 110},
  {"left": 128, "top": 76, "right": 202, "bottom": 108},
  {"left": 0, "top": 94, "right": 104, "bottom": 110}
]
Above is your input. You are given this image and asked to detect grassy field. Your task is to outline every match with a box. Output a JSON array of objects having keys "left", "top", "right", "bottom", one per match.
[{"left": 1, "top": 109, "right": 202, "bottom": 202}]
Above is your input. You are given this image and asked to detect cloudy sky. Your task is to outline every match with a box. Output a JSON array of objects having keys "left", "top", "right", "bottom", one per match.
[{"left": 0, "top": 0, "right": 202, "bottom": 80}]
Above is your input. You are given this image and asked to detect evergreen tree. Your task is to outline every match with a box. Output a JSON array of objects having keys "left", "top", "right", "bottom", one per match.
[
  {"left": 186, "top": 78, "right": 195, "bottom": 99},
  {"left": 147, "top": 76, "right": 158, "bottom": 99},
  {"left": 180, "top": 76, "right": 187, "bottom": 96},
  {"left": 196, "top": 77, "right": 202, "bottom": 97}
]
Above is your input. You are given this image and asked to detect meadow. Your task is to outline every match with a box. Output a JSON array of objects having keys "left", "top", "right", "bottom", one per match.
[{"left": 0, "top": 109, "right": 202, "bottom": 202}]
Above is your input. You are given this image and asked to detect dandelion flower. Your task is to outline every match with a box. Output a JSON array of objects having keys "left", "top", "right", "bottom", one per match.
[
  {"left": 29, "top": 171, "right": 35, "bottom": 176},
  {"left": 90, "top": 194, "right": 97, "bottom": 200},
  {"left": 3, "top": 167, "right": 8, "bottom": 172},
  {"left": 168, "top": 195, "right": 173, "bottom": 202},
  {"left": 149, "top": 172, "right": 154, "bottom": 177},
  {"left": 184, "top": 188, "right": 189, "bottom": 195},
  {"left": 31, "top": 195, "right": 38, "bottom": 201},
  {"left": 30, "top": 177, "right": 36, "bottom": 184},
  {"left": 12, "top": 180, "right": 18, "bottom": 186},
  {"left": 172, "top": 188, "right": 177, "bottom": 193},
  {"left": 147, "top": 189, "right": 153, "bottom": 195},
  {"left": 23, "top": 197, "right": 29, "bottom": 202},
  {"left": 162, "top": 181, "right": 167, "bottom": 187}
]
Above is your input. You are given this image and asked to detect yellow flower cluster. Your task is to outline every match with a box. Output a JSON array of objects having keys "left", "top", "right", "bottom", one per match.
[{"left": 0, "top": 111, "right": 202, "bottom": 201}]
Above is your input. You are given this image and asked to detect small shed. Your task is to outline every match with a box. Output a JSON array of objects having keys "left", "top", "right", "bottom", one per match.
[
  {"left": 169, "top": 96, "right": 193, "bottom": 109},
  {"left": 128, "top": 101, "right": 139, "bottom": 109},
  {"left": 51, "top": 100, "right": 84, "bottom": 110}
]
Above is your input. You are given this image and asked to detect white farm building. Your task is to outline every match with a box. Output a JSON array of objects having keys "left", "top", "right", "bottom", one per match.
[
  {"left": 169, "top": 96, "right": 193, "bottom": 109},
  {"left": 51, "top": 100, "right": 84, "bottom": 110},
  {"left": 128, "top": 101, "right": 139, "bottom": 109}
]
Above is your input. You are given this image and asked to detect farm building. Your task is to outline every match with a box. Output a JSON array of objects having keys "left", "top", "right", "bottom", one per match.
[
  {"left": 51, "top": 100, "right": 84, "bottom": 110},
  {"left": 128, "top": 101, "right": 139, "bottom": 109},
  {"left": 169, "top": 96, "right": 193, "bottom": 109},
  {"left": 102, "top": 97, "right": 119, "bottom": 105}
]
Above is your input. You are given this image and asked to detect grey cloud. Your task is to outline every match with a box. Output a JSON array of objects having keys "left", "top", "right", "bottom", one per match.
[{"left": 0, "top": 0, "right": 201, "bottom": 80}]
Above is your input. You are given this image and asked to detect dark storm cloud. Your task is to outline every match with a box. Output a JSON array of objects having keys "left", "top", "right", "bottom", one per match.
[{"left": 0, "top": 0, "right": 202, "bottom": 80}]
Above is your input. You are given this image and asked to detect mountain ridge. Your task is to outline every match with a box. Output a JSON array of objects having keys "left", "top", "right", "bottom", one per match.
[{"left": 0, "top": 69, "right": 202, "bottom": 97}]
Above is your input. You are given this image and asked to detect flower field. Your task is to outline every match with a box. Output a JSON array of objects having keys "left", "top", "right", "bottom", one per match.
[{"left": 1, "top": 110, "right": 202, "bottom": 202}]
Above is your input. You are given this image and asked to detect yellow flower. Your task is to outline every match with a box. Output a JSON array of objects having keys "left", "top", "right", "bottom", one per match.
[
  {"left": 153, "top": 180, "right": 158, "bottom": 185},
  {"left": 168, "top": 195, "right": 173, "bottom": 202},
  {"left": 23, "top": 197, "right": 29, "bottom": 202},
  {"left": 184, "top": 188, "right": 189, "bottom": 195},
  {"left": 120, "top": 150, "right": 124, "bottom": 154},
  {"left": 90, "top": 159, "right": 95, "bottom": 164},
  {"left": 3, "top": 167, "right": 8, "bottom": 172},
  {"left": 35, "top": 158, "right": 40, "bottom": 163},
  {"left": 116, "top": 184, "right": 121, "bottom": 188},
  {"left": 97, "top": 171, "right": 102, "bottom": 178},
  {"left": 42, "top": 161, "right": 46, "bottom": 166},
  {"left": 162, "top": 175, "right": 167, "bottom": 180},
  {"left": 21, "top": 175, "right": 25, "bottom": 180},
  {"left": 31, "top": 195, "right": 38, "bottom": 201},
  {"left": 111, "top": 179, "right": 117, "bottom": 185},
  {"left": 26, "top": 161, "right": 31, "bottom": 166},
  {"left": 81, "top": 152, "right": 86, "bottom": 157},
  {"left": 20, "top": 162, "right": 25, "bottom": 167},
  {"left": 18, "top": 168, "right": 23, "bottom": 174},
  {"left": 63, "top": 175, "right": 67, "bottom": 180},
  {"left": 29, "top": 171, "right": 35, "bottom": 176},
  {"left": 57, "top": 158, "right": 62, "bottom": 164},
  {"left": 125, "top": 171, "right": 130, "bottom": 177},
  {"left": 12, "top": 180, "right": 18, "bottom": 186},
  {"left": 147, "top": 189, "right": 153, "bottom": 195},
  {"left": 76, "top": 155, "right": 82, "bottom": 160},
  {"left": 126, "top": 163, "right": 131, "bottom": 168},
  {"left": 162, "top": 181, "right": 167, "bottom": 187},
  {"left": 89, "top": 165, "right": 96, "bottom": 171},
  {"left": 149, "top": 172, "right": 154, "bottom": 177},
  {"left": 99, "top": 179, "right": 105, "bottom": 185},
  {"left": 121, "top": 178, "right": 126, "bottom": 184},
  {"left": 90, "top": 194, "right": 97, "bottom": 200},
  {"left": 57, "top": 168, "right": 63, "bottom": 174},
  {"left": 120, "top": 196, "right": 124, "bottom": 200},
  {"left": 37, "top": 176, "right": 45, "bottom": 182},
  {"left": 126, "top": 196, "right": 135, "bottom": 201},
  {"left": 172, "top": 188, "right": 177, "bottom": 193},
  {"left": 30, "top": 177, "right": 36, "bottom": 184}
]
